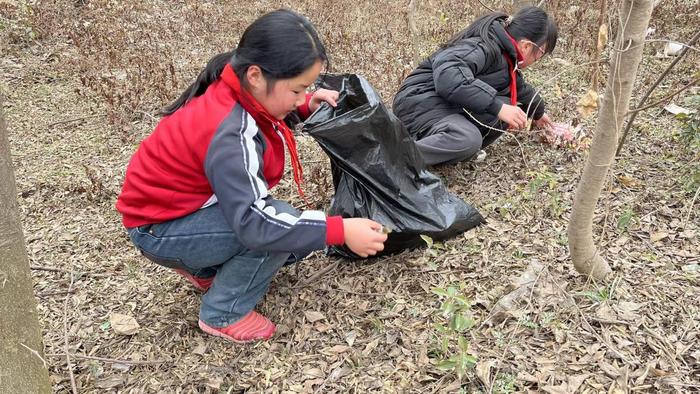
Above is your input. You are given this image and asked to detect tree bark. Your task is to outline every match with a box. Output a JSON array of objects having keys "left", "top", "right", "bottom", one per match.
[
  {"left": 568, "top": 0, "right": 653, "bottom": 279},
  {"left": 590, "top": 0, "right": 608, "bottom": 91},
  {"left": 0, "top": 99, "right": 52, "bottom": 393}
]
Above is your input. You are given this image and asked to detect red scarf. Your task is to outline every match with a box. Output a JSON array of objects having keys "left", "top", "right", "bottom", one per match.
[
  {"left": 503, "top": 33, "right": 525, "bottom": 106},
  {"left": 221, "top": 64, "right": 308, "bottom": 204}
]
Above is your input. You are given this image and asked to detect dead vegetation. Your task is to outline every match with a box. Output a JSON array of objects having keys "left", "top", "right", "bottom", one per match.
[{"left": 1, "top": 0, "right": 699, "bottom": 392}]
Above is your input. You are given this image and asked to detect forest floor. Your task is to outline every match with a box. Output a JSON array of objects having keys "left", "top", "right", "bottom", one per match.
[{"left": 1, "top": 0, "right": 699, "bottom": 392}]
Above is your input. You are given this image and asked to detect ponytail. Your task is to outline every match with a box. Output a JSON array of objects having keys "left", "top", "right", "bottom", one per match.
[
  {"left": 161, "top": 51, "right": 233, "bottom": 116},
  {"left": 443, "top": 6, "right": 557, "bottom": 55},
  {"left": 161, "top": 9, "right": 328, "bottom": 116}
]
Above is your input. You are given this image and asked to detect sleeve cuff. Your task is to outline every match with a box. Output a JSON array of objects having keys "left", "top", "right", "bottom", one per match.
[
  {"left": 296, "top": 93, "right": 314, "bottom": 120},
  {"left": 486, "top": 99, "right": 504, "bottom": 116},
  {"left": 325, "top": 215, "right": 345, "bottom": 246}
]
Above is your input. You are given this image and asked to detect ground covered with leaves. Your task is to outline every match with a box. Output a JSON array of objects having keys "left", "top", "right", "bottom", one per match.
[{"left": 2, "top": 0, "right": 699, "bottom": 392}]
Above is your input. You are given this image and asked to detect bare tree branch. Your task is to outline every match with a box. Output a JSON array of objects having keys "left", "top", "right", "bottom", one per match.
[
  {"left": 474, "top": 0, "right": 495, "bottom": 12},
  {"left": 408, "top": 0, "right": 421, "bottom": 67},
  {"left": 626, "top": 76, "right": 700, "bottom": 114},
  {"left": 616, "top": 29, "right": 700, "bottom": 155}
]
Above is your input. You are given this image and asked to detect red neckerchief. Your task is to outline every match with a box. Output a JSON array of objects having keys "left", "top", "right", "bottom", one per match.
[
  {"left": 503, "top": 32, "right": 525, "bottom": 106},
  {"left": 221, "top": 64, "right": 308, "bottom": 204}
]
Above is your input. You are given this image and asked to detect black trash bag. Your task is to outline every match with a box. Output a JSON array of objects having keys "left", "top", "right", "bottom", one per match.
[{"left": 303, "top": 74, "right": 485, "bottom": 258}]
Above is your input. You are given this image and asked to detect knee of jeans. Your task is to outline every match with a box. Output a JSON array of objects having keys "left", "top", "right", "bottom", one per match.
[{"left": 456, "top": 135, "right": 482, "bottom": 160}]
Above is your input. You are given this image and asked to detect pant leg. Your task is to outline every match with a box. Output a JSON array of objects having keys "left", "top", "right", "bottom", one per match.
[
  {"left": 126, "top": 204, "right": 292, "bottom": 326},
  {"left": 480, "top": 128, "right": 504, "bottom": 149},
  {"left": 200, "top": 249, "right": 289, "bottom": 327},
  {"left": 414, "top": 113, "right": 483, "bottom": 166}
]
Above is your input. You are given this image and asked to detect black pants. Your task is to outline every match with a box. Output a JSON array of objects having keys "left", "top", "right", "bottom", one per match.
[{"left": 414, "top": 113, "right": 503, "bottom": 165}]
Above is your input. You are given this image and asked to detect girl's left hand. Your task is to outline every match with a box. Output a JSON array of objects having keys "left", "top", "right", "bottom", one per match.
[
  {"left": 533, "top": 113, "right": 554, "bottom": 130},
  {"left": 309, "top": 89, "right": 339, "bottom": 113}
]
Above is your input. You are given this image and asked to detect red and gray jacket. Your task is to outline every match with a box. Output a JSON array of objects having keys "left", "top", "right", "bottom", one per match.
[{"left": 116, "top": 64, "right": 344, "bottom": 252}]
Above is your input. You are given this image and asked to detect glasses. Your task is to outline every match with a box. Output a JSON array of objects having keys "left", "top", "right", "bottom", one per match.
[{"left": 526, "top": 40, "right": 546, "bottom": 59}]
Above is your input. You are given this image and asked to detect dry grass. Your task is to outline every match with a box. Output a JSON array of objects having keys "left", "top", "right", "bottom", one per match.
[{"left": 2, "top": 0, "right": 699, "bottom": 392}]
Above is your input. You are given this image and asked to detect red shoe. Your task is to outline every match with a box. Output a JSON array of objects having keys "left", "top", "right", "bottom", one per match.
[
  {"left": 198, "top": 311, "right": 276, "bottom": 343},
  {"left": 174, "top": 269, "right": 214, "bottom": 292}
]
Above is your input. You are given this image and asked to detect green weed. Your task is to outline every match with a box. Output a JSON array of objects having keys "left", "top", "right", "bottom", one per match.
[
  {"left": 431, "top": 285, "right": 478, "bottom": 379},
  {"left": 617, "top": 206, "right": 638, "bottom": 233}
]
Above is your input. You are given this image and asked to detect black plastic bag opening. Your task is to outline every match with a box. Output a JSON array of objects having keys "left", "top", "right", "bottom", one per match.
[{"left": 303, "top": 74, "right": 484, "bottom": 258}]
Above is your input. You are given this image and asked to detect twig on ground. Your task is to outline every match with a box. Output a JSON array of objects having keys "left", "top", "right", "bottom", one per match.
[
  {"left": 38, "top": 290, "right": 76, "bottom": 298},
  {"left": 474, "top": 0, "right": 494, "bottom": 12},
  {"left": 48, "top": 114, "right": 103, "bottom": 128},
  {"left": 462, "top": 109, "right": 529, "bottom": 170},
  {"left": 428, "top": 375, "right": 449, "bottom": 394},
  {"left": 314, "top": 287, "right": 384, "bottom": 297},
  {"left": 31, "top": 265, "right": 74, "bottom": 273},
  {"left": 642, "top": 322, "right": 685, "bottom": 371},
  {"left": 548, "top": 271, "right": 632, "bottom": 363},
  {"left": 292, "top": 260, "right": 340, "bottom": 288},
  {"left": 590, "top": 317, "right": 630, "bottom": 325},
  {"left": 20, "top": 343, "right": 48, "bottom": 368},
  {"left": 408, "top": 0, "right": 420, "bottom": 68},
  {"left": 63, "top": 271, "right": 78, "bottom": 394},
  {"left": 46, "top": 353, "right": 170, "bottom": 366},
  {"left": 487, "top": 262, "right": 548, "bottom": 394},
  {"left": 685, "top": 183, "right": 700, "bottom": 226},
  {"left": 135, "top": 110, "right": 159, "bottom": 123},
  {"left": 30, "top": 265, "right": 108, "bottom": 277}
]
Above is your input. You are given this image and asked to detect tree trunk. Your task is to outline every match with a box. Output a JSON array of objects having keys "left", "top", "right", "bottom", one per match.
[
  {"left": 0, "top": 100, "right": 52, "bottom": 393},
  {"left": 568, "top": 0, "right": 653, "bottom": 279}
]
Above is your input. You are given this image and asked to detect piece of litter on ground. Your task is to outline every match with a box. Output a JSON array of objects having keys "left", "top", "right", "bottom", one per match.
[
  {"left": 664, "top": 103, "right": 696, "bottom": 115},
  {"left": 663, "top": 41, "right": 683, "bottom": 56}
]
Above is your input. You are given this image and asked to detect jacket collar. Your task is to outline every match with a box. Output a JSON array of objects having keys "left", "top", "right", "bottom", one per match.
[
  {"left": 220, "top": 63, "right": 280, "bottom": 126},
  {"left": 491, "top": 21, "right": 524, "bottom": 64}
]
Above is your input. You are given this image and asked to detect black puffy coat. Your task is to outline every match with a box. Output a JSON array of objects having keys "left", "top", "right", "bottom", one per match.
[{"left": 392, "top": 19, "right": 545, "bottom": 138}]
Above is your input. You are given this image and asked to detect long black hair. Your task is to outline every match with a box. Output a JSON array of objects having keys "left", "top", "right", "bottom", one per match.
[
  {"left": 444, "top": 6, "right": 557, "bottom": 57},
  {"left": 162, "top": 9, "right": 328, "bottom": 116}
]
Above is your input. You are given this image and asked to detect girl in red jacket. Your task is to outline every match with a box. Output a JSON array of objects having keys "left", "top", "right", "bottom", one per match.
[{"left": 117, "top": 9, "right": 387, "bottom": 343}]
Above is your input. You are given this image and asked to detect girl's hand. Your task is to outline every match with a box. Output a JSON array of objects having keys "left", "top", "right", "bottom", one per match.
[
  {"left": 533, "top": 113, "right": 554, "bottom": 130},
  {"left": 497, "top": 104, "right": 528, "bottom": 130},
  {"left": 309, "top": 89, "right": 339, "bottom": 113},
  {"left": 343, "top": 218, "right": 388, "bottom": 258}
]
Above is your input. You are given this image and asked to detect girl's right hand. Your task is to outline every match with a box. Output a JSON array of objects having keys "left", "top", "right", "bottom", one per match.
[
  {"left": 497, "top": 104, "right": 528, "bottom": 130},
  {"left": 343, "top": 218, "right": 388, "bottom": 258}
]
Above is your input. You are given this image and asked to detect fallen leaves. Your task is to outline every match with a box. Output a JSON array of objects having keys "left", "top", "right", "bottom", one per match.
[
  {"left": 577, "top": 89, "right": 599, "bottom": 118},
  {"left": 304, "top": 311, "right": 326, "bottom": 323},
  {"left": 109, "top": 313, "right": 139, "bottom": 336},
  {"left": 617, "top": 174, "right": 644, "bottom": 189},
  {"left": 650, "top": 231, "right": 669, "bottom": 242}
]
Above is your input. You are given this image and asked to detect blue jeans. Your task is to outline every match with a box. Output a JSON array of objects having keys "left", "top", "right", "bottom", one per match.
[{"left": 127, "top": 204, "right": 306, "bottom": 327}]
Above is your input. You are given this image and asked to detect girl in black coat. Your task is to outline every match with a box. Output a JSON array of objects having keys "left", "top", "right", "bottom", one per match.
[{"left": 393, "top": 6, "right": 558, "bottom": 165}]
